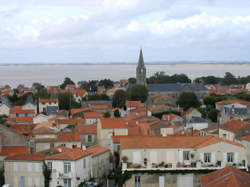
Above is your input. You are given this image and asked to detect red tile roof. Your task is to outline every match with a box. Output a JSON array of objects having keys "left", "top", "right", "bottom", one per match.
[
  {"left": 126, "top": 100, "right": 141, "bottom": 108},
  {"left": 220, "top": 119, "right": 249, "bottom": 132},
  {"left": 201, "top": 166, "right": 250, "bottom": 187},
  {"left": 15, "top": 117, "right": 33, "bottom": 123},
  {"left": 216, "top": 99, "right": 250, "bottom": 106},
  {"left": 163, "top": 114, "right": 180, "bottom": 121},
  {"left": 57, "top": 132, "right": 81, "bottom": 142},
  {"left": 236, "top": 134, "right": 250, "bottom": 142},
  {"left": 0, "top": 146, "right": 28, "bottom": 156},
  {"left": 45, "top": 147, "right": 91, "bottom": 160},
  {"left": 87, "top": 145, "right": 109, "bottom": 157},
  {"left": 91, "top": 105, "right": 108, "bottom": 109},
  {"left": 120, "top": 136, "right": 244, "bottom": 149},
  {"left": 10, "top": 107, "right": 35, "bottom": 114},
  {"left": 39, "top": 98, "right": 58, "bottom": 103},
  {"left": 75, "top": 124, "right": 97, "bottom": 134},
  {"left": 71, "top": 108, "right": 89, "bottom": 115},
  {"left": 65, "top": 84, "right": 77, "bottom": 88},
  {"left": 84, "top": 112, "right": 103, "bottom": 118},
  {"left": 58, "top": 118, "right": 85, "bottom": 125},
  {"left": 100, "top": 118, "right": 127, "bottom": 129}
]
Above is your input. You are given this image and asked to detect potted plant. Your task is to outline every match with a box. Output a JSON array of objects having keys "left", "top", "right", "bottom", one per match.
[
  {"left": 160, "top": 161, "right": 165, "bottom": 167},
  {"left": 122, "top": 156, "right": 128, "bottom": 163},
  {"left": 144, "top": 158, "right": 148, "bottom": 166}
]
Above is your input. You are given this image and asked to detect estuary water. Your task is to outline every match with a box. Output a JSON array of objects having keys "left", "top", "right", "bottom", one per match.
[{"left": 0, "top": 63, "right": 249, "bottom": 87}]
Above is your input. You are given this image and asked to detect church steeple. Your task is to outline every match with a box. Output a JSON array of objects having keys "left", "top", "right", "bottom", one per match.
[
  {"left": 138, "top": 48, "right": 145, "bottom": 68},
  {"left": 136, "top": 48, "right": 146, "bottom": 85}
]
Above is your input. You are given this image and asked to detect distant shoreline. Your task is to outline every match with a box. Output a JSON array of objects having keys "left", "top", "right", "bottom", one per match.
[{"left": 0, "top": 62, "right": 250, "bottom": 66}]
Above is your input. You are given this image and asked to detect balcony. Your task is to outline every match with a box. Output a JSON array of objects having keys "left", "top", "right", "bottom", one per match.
[
  {"left": 122, "top": 161, "right": 247, "bottom": 172},
  {"left": 58, "top": 172, "right": 73, "bottom": 178}
]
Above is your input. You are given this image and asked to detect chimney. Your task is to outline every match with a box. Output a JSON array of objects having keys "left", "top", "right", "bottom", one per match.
[{"left": 82, "top": 145, "right": 86, "bottom": 150}]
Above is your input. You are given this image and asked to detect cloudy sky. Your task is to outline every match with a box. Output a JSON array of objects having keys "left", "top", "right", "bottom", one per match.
[{"left": 1, "top": 0, "right": 250, "bottom": 63}]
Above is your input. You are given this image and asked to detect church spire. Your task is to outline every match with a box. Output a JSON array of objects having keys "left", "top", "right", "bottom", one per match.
[
  {"left": 138, "top": 48, "right": 145, "bottom": 68},
  {"left": 136, "top": 48, "right": 146, "bottom": 85}
]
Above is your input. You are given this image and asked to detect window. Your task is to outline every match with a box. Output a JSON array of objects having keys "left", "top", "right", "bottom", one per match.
[
  {"left": 87, "top": 135, "right": 92, "bottom": 142},
  {"left": 35, "top": 163, "right": 40, "bottom": 172},
  {"left": 83, "top": 158, "right": 86, "bottom": 168},
  {"left": 223, "top": 134, "right": 227, "bottom": 139},
  {"left": 61, "top": 144, "right": 66, "bottom": 147},
  {"left": 227, "top": 152, "right": 234, "bottom": 163},
  {"left": 204, "top": 153, "right": 211, "bottom": 163},
  {"left": 47, "top": 162, "right": 52, "bottom": 170},
  {"left": 13, "top": 163, "right": 18, "bottom": 171},
  {"left": 72, "top": 144, "right": 77, "bottom": 148},
  {"left": 135, "top": 176, "right": 140, "bottom": 187},
  {"left": 64, "top": 179, "right": 71, "bottom": 187},
  {"left": 64, "top": 162, "right": 71, "bottom": 174},
  {"left": 183, "top": 151, "right": 190, "bottom": 161}
]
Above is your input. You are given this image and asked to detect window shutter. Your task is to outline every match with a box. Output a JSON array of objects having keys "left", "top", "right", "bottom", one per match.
[
  {"left": 179, "top": 150, "right": 183, "bottom": 162},
  {"left": 35, "top": 163, "right": 40, "bottom": 172},
  {"left": 28, "top": 176, "right": 32, "bottom": 186},
  {"left": 200, "top": 153, "right": 204, "bottom": 163},
  {"left": 28, "top": 163, "right": 32, "bottom": 172},
  {"left": 223, "top": 153, "right": 227, "bottom": 163},
  {"left": 211, "top": 152, "right": 216, "bottom": 164},
  {"left": 234, "top": 152, "right": 238, "bottom": 164},
  {"left": 85, "top": 135, "right": 88, "bottom": 142}
]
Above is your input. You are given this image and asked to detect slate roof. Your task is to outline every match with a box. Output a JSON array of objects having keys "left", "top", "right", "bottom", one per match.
[
  {"left": 147, "top": 83, "right": 208, "bottom": 92},
  {"left": 25, "top": 95, "right": 35, "bottom": 105},
  {"left": 45, "top": 106, "right": 59, "bottom": 115},
  {"left": 0, "top": 96, "right": 12, "bottom": 108},
  {"left": 187, "top": 116, "right": 210, "bottom": 123}
]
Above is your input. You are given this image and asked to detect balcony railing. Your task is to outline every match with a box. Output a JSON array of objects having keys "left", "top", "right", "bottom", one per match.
[{"left": 122, "top": 161, "right": 247, "bottom": 172}]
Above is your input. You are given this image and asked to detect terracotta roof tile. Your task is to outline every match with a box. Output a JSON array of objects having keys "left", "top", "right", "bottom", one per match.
[
  {"left": 39, "top": 98, "right": 58, "bottom": 103},
  {"left": 126, "top": 100, "right": 142, "bottom": 108},
  {"left": 57, "top": 132, "right": 81, "bottom": 142},
  {"left": 201, "top": 166, "right": 250, "bottom": 187},
  {"left": 71, "top": 108, "right": 89, "bottom": 115},
  {"left": 75, "top": 124, "right": 97, "bottom": 134},
  {"left": 220, "top": 119, "right": 249, "bottom": 132},
  {"left": 58, "top": 118, "right": 85, "bottom": 125},
  {"left": 236, "top": 134, "right": 250, "bottom": 142},
  {"left": 216, "top": 99, "right": 250, "bottom": 106},
  {"left": 0, "top": 146, "right": 28, "bottom": 156},
  {"left": 100, "top": 118, "right": 127, "bottom": 129},
  {"left": 91, "top": 105, "right": 108, "bottom": 109},
  {"left": 84, "top": 112, "right": 103, "bottom": 118},
  {"left": 87, "top": 145, "right": 109, "bottom": 157},
  {"left": 120, "top": 136, "right": 245, "bottom": 149}
]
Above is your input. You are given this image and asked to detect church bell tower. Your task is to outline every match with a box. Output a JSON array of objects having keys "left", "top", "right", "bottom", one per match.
[{"left": 136, "top": 48, "right": 146, "bottom": 85}]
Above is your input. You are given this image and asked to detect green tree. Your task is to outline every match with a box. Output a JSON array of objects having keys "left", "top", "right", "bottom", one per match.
[
  {"left": 222, "top": 72, "right": 238, "bottom": 85},
  {"left": 98, "top": 79, "right": 114, "bottom": 89},
  {"left": 208, "top": 108, "right": 219, "bottom": 122},
  {"left": 114, "top": 109, "right": 121, "bottom": 118},
  {"left": 0, "top": 169, "right": 4, "bottom": 186},
  {"left": 104, "top": 112, "right": 111, "bottom": 118},
  {"left": 147, "top": 72, "right": 191, "bottom": 84},
  {"left": 60, "top": 77, "right": 75, "bottom": 89},
  {"left": 128, "top": 77, "right": 136, "bottom": 84},
  {"left": 33, "top": 88, "right": 50, "bottom": 100},
  {"left": 114, "top": 165, "right": 132, "bottom": 187},
  {"left": 127, "top": 84, "right": 148, "bottom": 103},
  {"left": 43, "top": 161, "right": 52, "bottom": 187},
  {"left": 32, "top": 82, "right": 45, "bottom": 92},
  {"left": 112, "top": 90, "right": 126, "bottom": 108},
  {"left": 58, "top": 92, "right": 81, "bottom": 110},
  {"left": 176, "top": 92, "right": 200, "bottom": 111}
]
